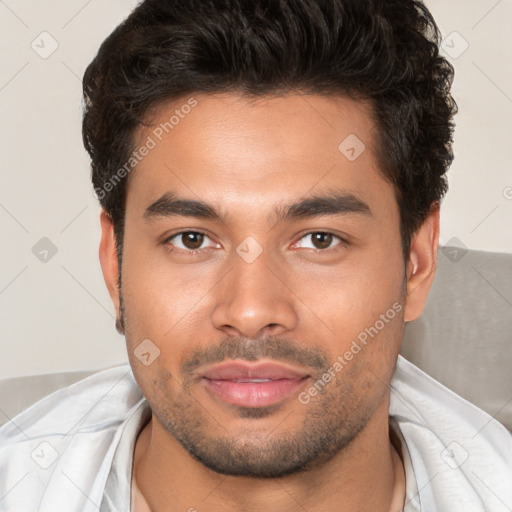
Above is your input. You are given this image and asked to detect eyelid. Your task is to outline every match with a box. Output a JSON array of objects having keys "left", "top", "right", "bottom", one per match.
[
  {"left": 291, "top": 231, "right": 348, "bottom": 251},
  {"left": 164, "top": 230, "right": 219, "bottom": 252}
]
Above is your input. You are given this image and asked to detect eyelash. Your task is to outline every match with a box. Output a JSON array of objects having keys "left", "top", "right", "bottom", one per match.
[
  {"left": 163, "top": 230, "right": 347, "bottom": 255},
  {"left": 163, "top": 230, "right": 216, "bottom": 256}
]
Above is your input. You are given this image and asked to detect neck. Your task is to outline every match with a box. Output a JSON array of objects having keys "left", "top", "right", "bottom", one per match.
[{"left": 133, "top": 397, "right": 403, "bottom": 512}]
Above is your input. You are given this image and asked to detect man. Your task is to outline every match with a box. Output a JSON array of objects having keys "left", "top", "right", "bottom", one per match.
[{"left": 1, "top": 0, "right": 511, "bottom": 511}]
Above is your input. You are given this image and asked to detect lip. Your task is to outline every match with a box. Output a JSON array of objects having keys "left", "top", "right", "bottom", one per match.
[{"left": 199, "top": 360, "right": 311, "bottom": 408}]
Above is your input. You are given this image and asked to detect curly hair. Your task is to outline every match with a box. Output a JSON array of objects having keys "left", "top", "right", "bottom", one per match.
[{"left": 82, "top": 0, "right": 457, "bottom": 267}]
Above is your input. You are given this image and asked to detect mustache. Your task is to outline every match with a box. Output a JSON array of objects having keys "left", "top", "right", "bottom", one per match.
[{"left": 181, "top": 336, "right": 329, "bottom": 379}]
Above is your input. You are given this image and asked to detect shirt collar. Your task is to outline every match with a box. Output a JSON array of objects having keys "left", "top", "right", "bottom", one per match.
[
  {"left": 99, "top": 402, "right": 420, "bottom": 512},
  {"left": 100, "top": 399, "right": 151, "bottom": 512},
  {"left": 389, "top": 416, "right": 422, "bottom": 512}
]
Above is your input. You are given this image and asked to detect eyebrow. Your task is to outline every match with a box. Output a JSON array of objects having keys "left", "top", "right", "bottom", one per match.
[{"left": 142, "top": 191, "right": 372, "bottom": 224}]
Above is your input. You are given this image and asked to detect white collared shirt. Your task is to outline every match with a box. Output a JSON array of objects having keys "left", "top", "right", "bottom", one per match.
[{"left": 1, "top": 356, "right": 511, "bottom": 512}]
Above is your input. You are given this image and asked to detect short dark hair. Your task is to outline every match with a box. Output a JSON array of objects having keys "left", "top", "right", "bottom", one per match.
[{"left": 82, "top": 0, "right": 457, "bottom": 271}]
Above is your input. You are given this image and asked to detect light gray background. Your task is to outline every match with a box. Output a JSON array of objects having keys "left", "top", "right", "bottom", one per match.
[{"left": 1, "top": 0, "right": 511, "bottom": 379}]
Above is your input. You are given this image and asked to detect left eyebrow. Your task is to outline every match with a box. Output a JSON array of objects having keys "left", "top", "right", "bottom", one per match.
[
  {"left": 273, "top": 191, "right": 372, "bottom": 223},
  {"left": 142, "top": 190, "right": 372, "bottom": 224}
]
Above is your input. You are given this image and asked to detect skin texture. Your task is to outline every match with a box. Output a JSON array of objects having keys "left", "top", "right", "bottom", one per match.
[{"left": 99, "top": 93, "right": 439, "bottom": 511}]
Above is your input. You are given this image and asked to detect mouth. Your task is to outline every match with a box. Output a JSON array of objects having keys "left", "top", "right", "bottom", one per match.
[{"left": 198, "top": 360, "right": 311, "bottom": 408}]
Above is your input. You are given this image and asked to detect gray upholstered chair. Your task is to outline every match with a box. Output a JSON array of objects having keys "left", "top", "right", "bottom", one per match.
[
  {"left": 401, "top": 246, "right": 512, "bottom": 430},
  {"left": 1, "top": 247, "right": 511, "bottom": 431}
]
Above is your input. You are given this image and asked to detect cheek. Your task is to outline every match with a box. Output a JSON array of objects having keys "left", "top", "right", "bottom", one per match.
[
  {"left": 289, "top": 245, "right": 404, "bottom": 339},
  {"left": 120, "top": 257, "right": 221, "bottom": 392},
  {"left": 122, "top": 239, "right": 211, "bottom": 330}
]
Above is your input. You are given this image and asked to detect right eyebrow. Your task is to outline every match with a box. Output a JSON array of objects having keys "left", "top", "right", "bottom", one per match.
[{"left": 143, "top": 192, "right": 222, "bottom": 223}]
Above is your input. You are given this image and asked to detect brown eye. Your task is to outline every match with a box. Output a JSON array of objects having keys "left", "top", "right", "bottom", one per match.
[
  {"left": 310, "top": 232, "right": 333, "bottom": 249},
  {"left": 294, "top": 232, "right": 343, "bottom": 251},
  {"left": 181, "top": 232, "right": 204, "bottom": 249},
  {"left": 167, "top": 231, "right": 213, "bottom": 252}
]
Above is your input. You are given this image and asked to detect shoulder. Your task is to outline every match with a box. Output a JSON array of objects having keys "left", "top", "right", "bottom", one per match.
[
  {"left": 0, "top": 365, "right": 144, "bottom": 511},
  {"left": 391, "top": 355, "right": 512, "bottom": 512},
  {"left": 0, "top": 364, "right": 142, "bottom": 442}
]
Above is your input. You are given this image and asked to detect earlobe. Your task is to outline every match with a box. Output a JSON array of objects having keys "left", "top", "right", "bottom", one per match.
[
  {"left": 403, "top": 205, "right": 440, "bottom": 322},
  {"left": 99, "top": 209, "right": 122, "bottom": 324}
]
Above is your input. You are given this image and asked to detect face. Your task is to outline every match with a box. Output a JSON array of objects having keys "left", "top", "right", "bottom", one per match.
[{"left": 104, "top": 93, "right": 420, "bottom": 478}]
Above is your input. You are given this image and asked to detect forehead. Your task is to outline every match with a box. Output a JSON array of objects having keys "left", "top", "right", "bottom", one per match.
[{"left": 126, "top": 92, "right": 394, "bottom": 219}]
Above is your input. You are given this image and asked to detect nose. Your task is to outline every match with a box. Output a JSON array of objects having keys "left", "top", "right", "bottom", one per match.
[{"left": 211, "top": 250, "right": 298, "bottom": 339}]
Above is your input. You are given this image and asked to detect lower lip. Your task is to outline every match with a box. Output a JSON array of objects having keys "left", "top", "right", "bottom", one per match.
[{"left": 202, "top": 377, "right": 308, "bottom": 408}]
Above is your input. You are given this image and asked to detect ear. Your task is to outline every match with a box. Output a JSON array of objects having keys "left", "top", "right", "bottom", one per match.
[
  {"left": 404, "top": 204, "right": 440, "bottom": 322},
  {"left": 99, "top": 209, "right": 122, "bottom": 323}
]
